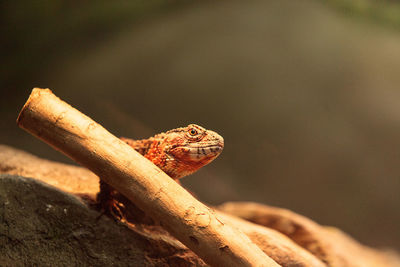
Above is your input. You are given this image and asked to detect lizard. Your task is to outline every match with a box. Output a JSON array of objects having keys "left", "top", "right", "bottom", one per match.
[{"left": 97, "top": 124, "right": 224, "bottom": 222}]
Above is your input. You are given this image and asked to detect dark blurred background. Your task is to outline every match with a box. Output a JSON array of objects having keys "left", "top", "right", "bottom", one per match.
[{"left": 1, "top": 0, "right": 400, "bottom": 250}]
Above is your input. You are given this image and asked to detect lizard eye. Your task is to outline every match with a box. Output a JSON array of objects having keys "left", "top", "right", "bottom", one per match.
[{"left": 189, "top": 128, "right": 198, "bottom": 136}]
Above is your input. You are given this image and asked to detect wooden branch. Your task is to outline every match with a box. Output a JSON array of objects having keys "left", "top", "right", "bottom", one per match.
[{"left": 17, "top": 88, "right": 278, "bottom": 267}]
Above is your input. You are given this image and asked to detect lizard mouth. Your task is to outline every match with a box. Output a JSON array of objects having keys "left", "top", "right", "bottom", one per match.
[{"left": 185, "top": 144, "right": 224, "bottom": 156}]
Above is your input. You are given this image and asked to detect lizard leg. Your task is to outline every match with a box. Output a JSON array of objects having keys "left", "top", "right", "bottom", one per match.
[{"left": 97, "top": 180, "right": 126, "bottom": 221}]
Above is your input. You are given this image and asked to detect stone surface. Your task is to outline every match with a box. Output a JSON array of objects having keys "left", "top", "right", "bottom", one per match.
[
  {"left": 1, "top": 144, "right": 399, "bottom": 266},
  {"left": 0, "top": 144, "right": 99, "bottom": 197},
  {"left": 0, "top": 174, "right": 205, "bottom": 266}
]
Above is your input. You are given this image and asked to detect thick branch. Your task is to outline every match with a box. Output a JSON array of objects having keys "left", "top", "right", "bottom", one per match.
[{"left": 17, "top": 88, "right": 278, "bottom": 267}]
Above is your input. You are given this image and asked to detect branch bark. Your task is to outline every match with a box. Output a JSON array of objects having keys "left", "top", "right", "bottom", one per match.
[{"left": 16, "top": 88, "right": 278, "bottom": 267}]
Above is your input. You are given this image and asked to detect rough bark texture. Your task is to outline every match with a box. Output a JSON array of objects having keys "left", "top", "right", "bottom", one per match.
[{"left": 1, "top": 144, "right": 399, "bottom": 266}]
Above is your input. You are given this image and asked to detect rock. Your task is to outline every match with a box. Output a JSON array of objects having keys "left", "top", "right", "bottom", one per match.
[
  {"left": 0, "top": 174, "right": 205, "bottom": 266},
  {"left": 1, "top": 144, "right": 399, "bottom": 266},
  {"left": 0, "top": 144, "right": 99, "bottom": 197}
]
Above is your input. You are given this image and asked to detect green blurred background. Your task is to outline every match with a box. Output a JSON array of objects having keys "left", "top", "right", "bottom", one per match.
[{"left": 1, "top": 0, "right": 400, "bottom": 250}]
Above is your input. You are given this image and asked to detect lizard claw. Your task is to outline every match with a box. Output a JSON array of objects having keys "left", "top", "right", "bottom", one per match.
[
  {"left": 98, "top": 197, "right": 126, "bottom": 222},
  {"left": 109, "top": 199, "right": 126, "bottom": 221},
  {"left": 97, "top": 181, "right": 127, "bottom": 222}
]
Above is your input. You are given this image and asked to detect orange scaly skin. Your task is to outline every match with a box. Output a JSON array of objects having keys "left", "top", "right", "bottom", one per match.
[
  {"left": 97, "top": 124, "right": 224, "bottom": 220},
  {"left": 121, "top": 124, "right": 224, "bottom": 179}
]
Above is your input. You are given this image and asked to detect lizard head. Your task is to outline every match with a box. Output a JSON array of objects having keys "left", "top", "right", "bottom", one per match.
[{"left": 162, "top": 124, "right": 224, "bottom": 179}]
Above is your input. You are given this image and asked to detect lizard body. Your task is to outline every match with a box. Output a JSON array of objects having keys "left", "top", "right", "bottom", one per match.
[{"left": 97, "top": 124, "right": 224, "bottom": 220}]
